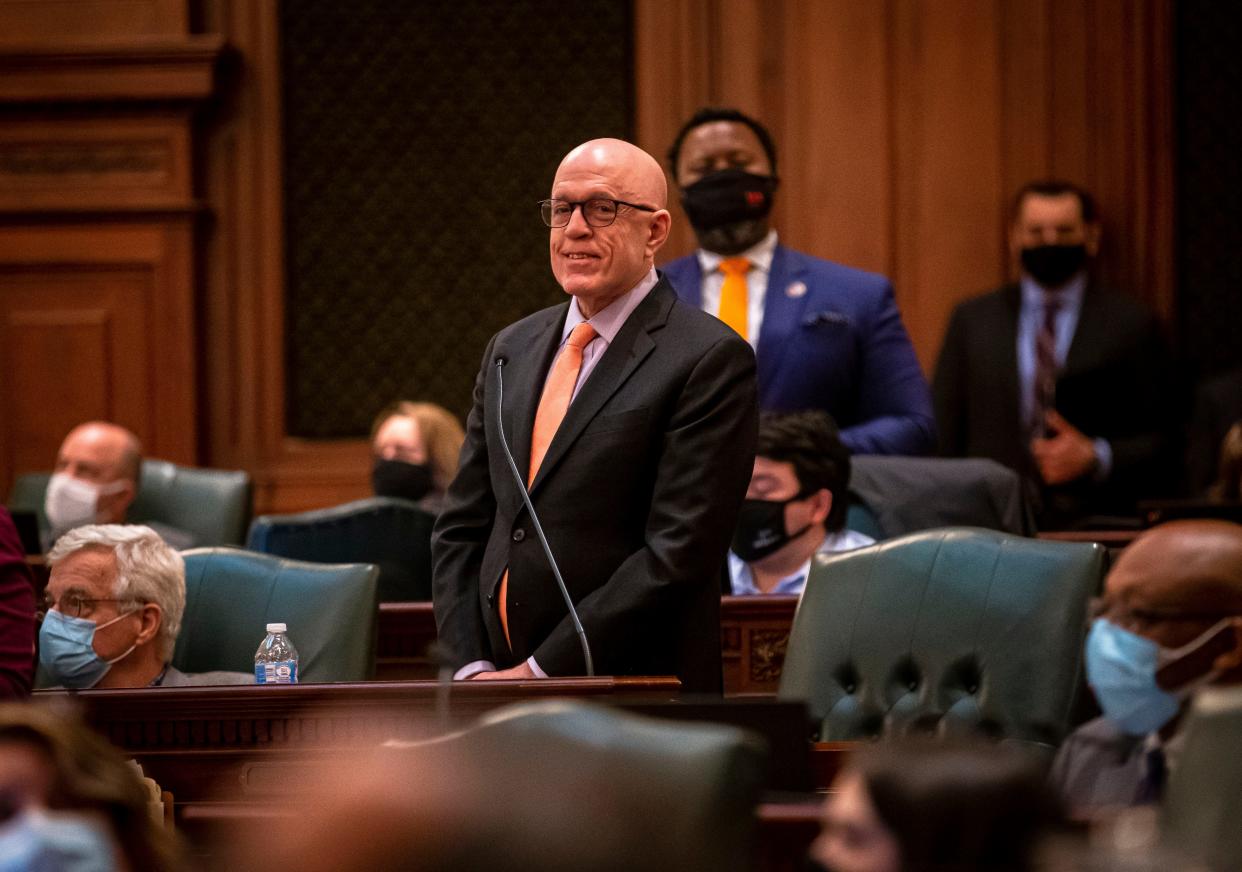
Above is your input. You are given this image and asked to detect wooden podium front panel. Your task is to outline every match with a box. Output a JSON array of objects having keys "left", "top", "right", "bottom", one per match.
[
  {"left": 720, "top": 595, "right": 799, "bottom": 696},
  {"left": 0, "top": 221, "right": 197, "bottom": 489}
]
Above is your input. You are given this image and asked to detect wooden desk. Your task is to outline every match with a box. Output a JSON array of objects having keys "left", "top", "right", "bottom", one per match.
[
  {"left": 375, "top": 602, "right": 437, "bottom": 680},
  {"left": 720, "top": 595, "right": 798, "bottom": 695},
  {"left": 36, "top": 681, "right": 845, "bottom": 872},
  {"left": 375, "top": 596, "right": 803, "bottom": 695},
  {"left": 35, "top": 678, "right": 680, "bottom": 803}
]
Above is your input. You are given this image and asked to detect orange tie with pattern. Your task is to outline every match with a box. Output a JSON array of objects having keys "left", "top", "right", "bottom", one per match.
[
  {"left": 499, "top": 321, "right": 598, "bottom": 644},
  {"left": 718, "top": 257, "right": 751, "bottom": 339}
]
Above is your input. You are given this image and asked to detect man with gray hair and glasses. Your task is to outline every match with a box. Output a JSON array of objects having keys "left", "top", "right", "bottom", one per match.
[{"left": 39, "top": 525, "right": 252, "bottom": 688}]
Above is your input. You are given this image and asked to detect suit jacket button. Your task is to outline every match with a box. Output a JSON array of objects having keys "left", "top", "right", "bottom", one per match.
[{"left": 512, "top": 529, "right": 526, "bottom": 542}]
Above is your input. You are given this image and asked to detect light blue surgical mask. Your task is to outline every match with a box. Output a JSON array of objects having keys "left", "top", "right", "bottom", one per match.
[
  {"left": 1086, "top": 617, "right": 1235, "bottom": 736},
  {"left": 0, "top": 808, "right": 118, "bottom": 872},
  {"left": 38, "top": 608, "right": 138, "bottom": 690}
]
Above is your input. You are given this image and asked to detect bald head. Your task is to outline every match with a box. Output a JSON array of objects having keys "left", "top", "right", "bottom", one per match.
[
  {"left": 1108, "top": 521, "right": 1242, "bottom": 629},
  {"left": 53, "top": 422, "right": 142, "bottom": 524},
  {"left": 555, "top": 138, "right": 668, "bottom": 209},
  {"left": 548, "top": 138, "right": 672, "bottom": 318}
]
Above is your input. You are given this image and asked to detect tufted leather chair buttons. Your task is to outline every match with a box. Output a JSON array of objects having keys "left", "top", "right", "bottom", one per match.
[{"left": 778, "top": 528, "right": 1106, "bottom": 746}]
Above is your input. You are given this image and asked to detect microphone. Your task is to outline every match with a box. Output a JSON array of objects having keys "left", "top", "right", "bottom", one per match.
[{"left": 493, "top": 358, "right": 594, "bottom": 676}]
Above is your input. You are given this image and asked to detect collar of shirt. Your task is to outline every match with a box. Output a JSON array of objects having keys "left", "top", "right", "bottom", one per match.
[
  {"left": 1019, "top": 271, "right": 1086, "bottom": 315},
  {"left": 728, "top": 528, "right": 875, "bottom": 595},
  {"left": 562, "top": 267, "right": 659, "bottom": 346},
  {"left": 552, "top": 267, "right": 659, "bottom": 402},
  {"left": 695, "top": 229, "right": 779, "bottom": 276},
  {"left": 729, "top": 551, "right": 812, "bottom": 596}
]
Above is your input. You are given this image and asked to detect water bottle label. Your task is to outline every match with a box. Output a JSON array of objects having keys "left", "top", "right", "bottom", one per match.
[{"left": 255, "top": 660, "right": 298, "bottom": 684}]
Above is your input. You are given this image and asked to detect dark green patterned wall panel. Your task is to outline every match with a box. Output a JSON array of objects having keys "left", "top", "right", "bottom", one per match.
[{"left": 280, "top": 0, "right": 633, "bottom": 436}]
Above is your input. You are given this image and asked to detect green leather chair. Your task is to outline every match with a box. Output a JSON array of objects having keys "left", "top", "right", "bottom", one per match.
[
  {"left": 8, "top": 460, "right": 252, "bottom": 547},
  {"left": 1162, "top": 686, "right": 1242, "bottom": 871},
  {"left": 392, "top": 699, "right": 767, "bottom": 872},
  {"left": 247, "top": 497, "right": 435, "bottom": 601},
  {"left": 176, "top": 548, "right": 379, "bottom": 682},
  {"left": 779, "top": 527, "right": 1105, "bottom": 751}
]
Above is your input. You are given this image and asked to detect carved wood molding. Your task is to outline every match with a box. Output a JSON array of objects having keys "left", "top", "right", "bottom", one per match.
[
  {"left": 0, "top": 36, "right": 225, "bottom": 102},
  {"left": 34, "top": 678, "right": 683, "bottom": 753}
]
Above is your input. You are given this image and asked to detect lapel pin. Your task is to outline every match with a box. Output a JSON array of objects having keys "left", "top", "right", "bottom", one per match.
[{"left": 786, "top": 281, "right": 807, "bottom": 299}]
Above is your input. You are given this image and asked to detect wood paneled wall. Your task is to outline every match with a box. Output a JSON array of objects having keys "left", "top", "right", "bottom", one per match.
[
  {"left": 636, "top": 0, "right": 1174, "bottom": 373},
  {"left": 0, "top": 0, "right": 220, "bottom": 494},
  {"left": 0, "top": 0, "right": 1176, "bottom": 513}
]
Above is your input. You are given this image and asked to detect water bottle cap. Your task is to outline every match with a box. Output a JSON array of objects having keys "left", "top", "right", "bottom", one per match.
[{"left": 266, "top": 622, "right": 287, "bottom": 633}]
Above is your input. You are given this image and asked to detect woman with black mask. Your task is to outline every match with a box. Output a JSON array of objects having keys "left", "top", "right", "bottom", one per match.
[{"left": 371, "top": 401, "right": 464, "bottom": 514}]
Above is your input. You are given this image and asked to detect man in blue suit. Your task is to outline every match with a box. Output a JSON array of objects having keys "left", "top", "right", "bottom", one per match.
[{"left": 661, "top": 107, "right": 934, "bottom": 456}]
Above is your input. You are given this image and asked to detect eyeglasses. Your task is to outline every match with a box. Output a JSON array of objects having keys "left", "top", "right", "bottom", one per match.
[
  {"left": 40, "top": 593, "right": 135, "bottom": 620},
  {"left": 538, "top": 198, "right": 658, "bottom": 228}
]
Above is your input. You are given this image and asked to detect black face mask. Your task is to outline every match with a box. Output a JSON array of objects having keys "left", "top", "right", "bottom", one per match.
[
  {"left": 731, "top": 495, "right": 813, "bottom": 563},
  {"left": 680, "top": 168, "right": 779, "bottom": 233},
  {"left": 1020, "top": 243, "right": 1088, "bottom": 289},
  {"left": 372, "top": 458, "right": 435, "bottom": 502}
]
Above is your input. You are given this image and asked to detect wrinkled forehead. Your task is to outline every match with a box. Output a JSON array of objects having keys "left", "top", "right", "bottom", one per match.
[
  {"left": 61, "top": 428, "right": 123, "bottom": 463},
  {"left": 552, "top": 141, "right": 664, "bottom": 204},
  {"left": 1108, "top": 538, "right": 1242, "bottom": 614},
  {"left": 48, "top": 547, "right": 118, "bottom": 593}
]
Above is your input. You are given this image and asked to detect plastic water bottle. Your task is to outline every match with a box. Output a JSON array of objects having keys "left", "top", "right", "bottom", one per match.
[{"left": 254, "top": 623, "right": 299, "bottom": 684}]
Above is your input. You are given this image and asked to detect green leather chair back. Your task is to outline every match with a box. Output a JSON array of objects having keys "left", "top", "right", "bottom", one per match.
[
  {"left": 8, "top": 460, "right": 252, "bottom": 547},
  {"left": 1162, "top": 686, "right": 1242, "bottom": 871},
  {"left": 848, "top": 456, "right": 1036, "bottom": 538},
  {"left": 176, "top": 548, "right": 379, "bottom": 682},
  {"left": 779, "top": 527, "right": 1105, "bottom": 751},
  {"left": 398, "top": 700, "right": 767, "bottom": 872},
  {"left": 247, "top": 497, "right": 434, "bottom": 601}
]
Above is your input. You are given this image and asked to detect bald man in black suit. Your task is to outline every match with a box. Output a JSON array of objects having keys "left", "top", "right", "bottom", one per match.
[{"left": 432, "top": 139, "right": 758, "bottom": 692}]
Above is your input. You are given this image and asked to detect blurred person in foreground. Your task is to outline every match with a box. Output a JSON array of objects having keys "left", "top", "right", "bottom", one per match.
[
  {"left": 810, "top": 740, "right": 1063, "bottom": 872},
  {"left": 432, "top": 138, "right": 756, "bottom": 689},
  {"left": 1050, "top": 520, "right": 1242, "bottom": 812},
  {"left": 370, "top": 400, "right": 466, "bottom": 513},
  {"left": 0, "top": 702, "right": 180, "bottom": 870},
  {"left": 43, "top": 422, "right": 195, "bottom": 549},
  {"left": 0, "top": 509, "right": 36, "bottom": 697},
  {"left": 40, "top": 525, "right": 252, "bottom": 689},
  {"left": 729, "top": 411, "right": 873, "bottom": 595}
]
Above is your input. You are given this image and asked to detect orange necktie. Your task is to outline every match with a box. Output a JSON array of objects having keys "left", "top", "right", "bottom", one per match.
[
  {"left": 718, "top": 257, "right": 751, "bottom": 339},
  {"left": 499, "top": 321, "right": 598, "bottom": 643}
]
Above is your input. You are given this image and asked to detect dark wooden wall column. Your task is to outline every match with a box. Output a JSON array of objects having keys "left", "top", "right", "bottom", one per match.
[{"left": 0, "top": 0, "right": 222, "bottom": 493}]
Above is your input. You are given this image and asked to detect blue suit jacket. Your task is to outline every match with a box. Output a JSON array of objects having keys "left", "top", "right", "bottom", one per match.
[{"left": 661, "top": 244, "right": 934, "bottom": 455}]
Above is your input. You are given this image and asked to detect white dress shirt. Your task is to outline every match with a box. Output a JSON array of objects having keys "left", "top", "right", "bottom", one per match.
[{"left": 695, "top": 230, "right": 779, "bottom": 346}]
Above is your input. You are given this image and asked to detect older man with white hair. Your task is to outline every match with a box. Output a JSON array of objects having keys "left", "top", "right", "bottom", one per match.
[{"left": 39, "top": 525, "right": 252, "bottom": 688}]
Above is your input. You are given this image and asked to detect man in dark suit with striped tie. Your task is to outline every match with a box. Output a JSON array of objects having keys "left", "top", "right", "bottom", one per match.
[{"left": 933, "top": 181, "right": 1174, "bottom": 528}]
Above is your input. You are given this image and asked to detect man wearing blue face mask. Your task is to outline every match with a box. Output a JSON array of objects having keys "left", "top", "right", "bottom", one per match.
[
  {"left": 39, "top": 525, "right": 252, "bottom": 688},
  {"left": 1050, "top": 520, "right": 1242, "bottom": 811}
]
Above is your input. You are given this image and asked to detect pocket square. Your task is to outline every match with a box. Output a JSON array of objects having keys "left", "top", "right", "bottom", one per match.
[{"left": 802, "top": 310, "right": 852, "bottom": 328}]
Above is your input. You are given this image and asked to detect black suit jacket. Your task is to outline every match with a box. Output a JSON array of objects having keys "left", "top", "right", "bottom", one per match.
[
  {"left": 933, "top": 283, "right": 1174, "bottom": 525},
  {"left": 432, "top": 277, "right": 758, "bottom": 692}
]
